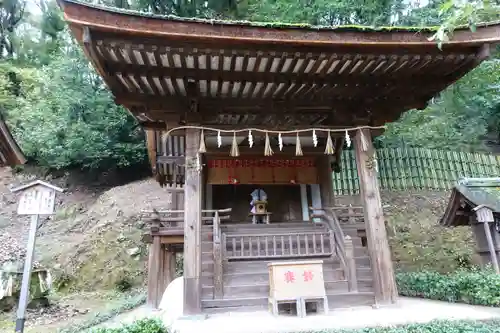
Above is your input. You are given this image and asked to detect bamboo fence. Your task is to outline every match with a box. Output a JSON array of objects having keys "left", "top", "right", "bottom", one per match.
[{"left": 333, "top": 148, "right": 500, "bottom": 195}]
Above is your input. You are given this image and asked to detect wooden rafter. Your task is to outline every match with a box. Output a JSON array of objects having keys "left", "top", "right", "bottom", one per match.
[{"left": 58, "top": 0, "right": 500, "bottom": 130}]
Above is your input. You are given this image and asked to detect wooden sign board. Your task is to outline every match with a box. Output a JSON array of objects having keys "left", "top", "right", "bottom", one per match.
[
  {"left": 17, "top": 185, "right": 56, "bottom": 215},
  {"left": 12, "top": 180, "right": 63, "bottom": 216},
  {"left": 207, "top": 157, "right": 318, "bottom": 185},
  {"left": 268, "top": 260, "right": 326, "bottom": 300}
]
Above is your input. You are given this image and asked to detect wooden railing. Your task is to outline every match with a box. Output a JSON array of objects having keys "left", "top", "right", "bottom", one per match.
[
  {"left": 141, "top": 208, "right": 231, "bottom": 234},
  {"left": 309, "top": 207, "right": 359, "bottom": 292},
  {"left": 205, "top": 208, "right": 232, "bottom": 299},
  {"left": 329, "top": 206, "right": 365, "bottom": 225},
  {"left": 222, "top": 230, "right": 335, "bottom": 261}
]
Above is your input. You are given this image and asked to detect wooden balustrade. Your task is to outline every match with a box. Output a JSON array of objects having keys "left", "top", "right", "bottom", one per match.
[
  {"left": 141, "top": 208, "right": 231, "bottom": 236},
  {"left": 205, "top": 208, "right": 232, "bottom": 299},
  {"left": 309, "top": 206, "right": 359, "bottom": 293},
  {"left": 222, "top": 230, "right": 335, "bottom": 261}
]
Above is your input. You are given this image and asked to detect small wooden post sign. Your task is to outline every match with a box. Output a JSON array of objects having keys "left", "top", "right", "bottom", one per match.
[{"left": 11, "top": 180, "right": 64, "bottom": 333}]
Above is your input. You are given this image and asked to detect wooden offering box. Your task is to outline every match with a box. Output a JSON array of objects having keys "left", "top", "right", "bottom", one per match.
[{"left": 268, "top": 260, "right": 327, "bottom": 315}]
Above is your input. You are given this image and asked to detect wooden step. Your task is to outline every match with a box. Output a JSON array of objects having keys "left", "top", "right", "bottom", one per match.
[
  {"left": 224, "top": 268, "right": 345, "bottom": 284},
  {"left": 223, "top": 256, "right": 370, "bottom": 270},
  {"left": 223, "top": 258, "right": 340, "bottom": 272},
  {"left": 201, "top": 257, "right": 371, "bottom": 275},
  {"left": 202, "top": 278, "right": 373, "bottom": 298},
  {"left": 201, "top": 291, "right": 375, "bottom": 313},
  {"left": 201, "top": 268, "right": 372, "bottom": 287},
  {"left": 202, "top": 280, "right": 352, "bottom": 298}
]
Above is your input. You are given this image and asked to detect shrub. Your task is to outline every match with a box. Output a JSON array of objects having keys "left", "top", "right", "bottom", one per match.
[
  {"left": 87, "top": 318, "right": 165, "bottom": 333},
  {"left": 396, "top": 268, "right": 500, "bottom": 306},
  {"left": 115, "top": 276, "right": 133, "bottom": 292},
  {"left": 315, "top": 319, "right": 500, "bottom": 333}
]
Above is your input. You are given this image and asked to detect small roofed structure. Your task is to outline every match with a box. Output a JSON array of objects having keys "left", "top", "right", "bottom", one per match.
[
  {"left": 0, "top": 117, "right": 26, "bottom": 167},
  {"left": 440, "top": 178, "right": 500, "bottom": 272}
]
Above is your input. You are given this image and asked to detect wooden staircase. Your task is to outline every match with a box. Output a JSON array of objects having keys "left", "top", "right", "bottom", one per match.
[{"left": 201, "top": 222, "right": 375, "bottom": 313}]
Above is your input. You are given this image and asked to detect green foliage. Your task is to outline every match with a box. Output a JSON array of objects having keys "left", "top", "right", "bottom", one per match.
[
  {"left": 428, "top": 0, "right": 500, "bottom": 49},
  {"left": 87, "top": 319, "right": 165, "bottom": 333},
  {"left": 115, "top": 276, "right": 133, "bottom": 292},
  {"left": 4, "top": 47, "right": 147, "bottom": 170},
  {"left": 380, "top": 50, "right": 500, "bottom": 152},
  {"left": 396, "top": 269, "right": 500, "bottom": 306},
  {"left": 306, "top": 320, "right": 500, "bottom": 333}
]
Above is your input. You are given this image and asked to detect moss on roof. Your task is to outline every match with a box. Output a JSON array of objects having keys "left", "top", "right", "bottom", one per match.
[
  {"left": 60, "top": 0, "right": 448, "bottom": 33},
  {"left": 456, "top": 178, "right": 500, "bottom": 213}
]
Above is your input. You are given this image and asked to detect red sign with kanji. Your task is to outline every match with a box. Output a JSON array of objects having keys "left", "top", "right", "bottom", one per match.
[
  {"left": 284, "top": 271, "right": 295, "bottom": 283},
  {"left": 303, "top": 270, "right": 314, "bottom": 282}
]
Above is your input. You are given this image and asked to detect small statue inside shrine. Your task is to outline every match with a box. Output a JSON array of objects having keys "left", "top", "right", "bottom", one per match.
[{"left": 250, "top": 189, "right": 271, "bottom": 224}]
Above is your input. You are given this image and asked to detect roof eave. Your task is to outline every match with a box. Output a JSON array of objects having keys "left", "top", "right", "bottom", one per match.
[
  {"left": 58, "top": 0, "right": 500, "bottom": 47},
  {"left": 0, "top": 119, "right": 26, "bottom": 167}
]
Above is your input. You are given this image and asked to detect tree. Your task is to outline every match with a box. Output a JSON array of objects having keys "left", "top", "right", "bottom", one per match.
[
  {"left": 5, "top": 45, "right": 147, "bottom": 170},
  {"left": 0, "top": 0, "right": 26, "bottom": 58}
]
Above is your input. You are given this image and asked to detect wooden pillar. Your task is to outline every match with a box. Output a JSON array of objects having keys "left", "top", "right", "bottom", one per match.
[
  {"left": 483, "top": 222, "right": 500, "bottom": 273},
  {"left": 354, "top": 128, "right": 397, "bottom": 304},
  {"left": 317, "top": 156, "right": 335, "bottom": 208},
  {"left": 183, "top": 128, "right": 202, "bottom": 315},
  {"left": 474, "top": 206, "right": 500, "bottom": 273},
  {"left": 147, "top": 236, "right": 162, "bottom": 308}
]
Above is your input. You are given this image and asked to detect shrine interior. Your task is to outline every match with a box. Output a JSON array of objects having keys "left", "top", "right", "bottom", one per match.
[{"left": 211, "top": 185, "right": 304, "bottom": 223}]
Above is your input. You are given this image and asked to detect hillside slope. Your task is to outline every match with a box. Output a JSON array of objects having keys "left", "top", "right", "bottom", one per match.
[
  {"left": 0, "top": 167, "right": 171, "bottom": 292},
  {"left": 0, "top": 167, "right": 476, "bottom": 293}
]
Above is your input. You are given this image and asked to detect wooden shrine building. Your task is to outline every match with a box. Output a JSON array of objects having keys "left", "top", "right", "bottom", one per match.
[
  {"left": 0, "top": 116, "right": 25, "bottom": 167},
  {"left": 57, "top": 0, "right": 500, "bottom": 315}
]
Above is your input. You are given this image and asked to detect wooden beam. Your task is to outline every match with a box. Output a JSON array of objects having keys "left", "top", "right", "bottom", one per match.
[
  {"left": 354, "top": 128, "right": 397, "bottom": 305},
  {"left": 117, "top": 94, "right": 427, "bottom": 112},
  {"left": 82, "top": 26, "right": 123, "bottom": 93},
  {"left": 183, "top": 128, "right": 202, "bottom": 315},
  {"left": 104, "top": 61, "right": 457, "bottom": 86}
]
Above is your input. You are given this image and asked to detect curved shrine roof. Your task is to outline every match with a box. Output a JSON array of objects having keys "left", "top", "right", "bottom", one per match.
[
  {"left": 57, "top": 0, "right": 500, "bottom": 129},
  {"left": 441, "top": 178, "right": 500, "bottom": 227}
]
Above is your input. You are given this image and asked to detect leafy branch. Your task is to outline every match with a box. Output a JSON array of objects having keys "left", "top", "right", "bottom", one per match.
[{"left": 429, "top": 0, "right": 500, "bottom": 49}]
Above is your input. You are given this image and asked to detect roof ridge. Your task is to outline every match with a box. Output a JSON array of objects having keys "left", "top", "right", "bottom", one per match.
[
  {"left": 57, "top": 0, "right": 500, "bottom": 33},
  {"left": 458, "top": 177, "right": 500, "bottom": 187}
]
